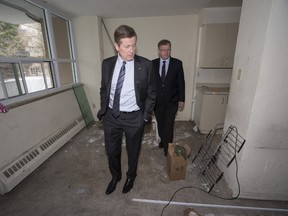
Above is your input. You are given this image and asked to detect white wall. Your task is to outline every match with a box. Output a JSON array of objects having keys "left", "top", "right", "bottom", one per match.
[
  {"left": 0, "top": 89, "right": 82, "bottom": 168},
  {"left": 199, "top": 7, "right": 242, "bottom": 25},
  {"left": 72, "top": 16, "right": 103, "bottom": 120},
  {"left": 224, "top": 0, "right": 288, "bottom": 200}
]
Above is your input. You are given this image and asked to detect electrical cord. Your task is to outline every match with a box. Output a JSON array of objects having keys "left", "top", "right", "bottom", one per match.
[{"left": 160, "top": 125, "right": 241, "bottom": 216}]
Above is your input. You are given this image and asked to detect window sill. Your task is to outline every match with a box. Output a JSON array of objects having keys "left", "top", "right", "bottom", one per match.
[{"left": 2, "top": 83, "right": 82, "bottom": 110}]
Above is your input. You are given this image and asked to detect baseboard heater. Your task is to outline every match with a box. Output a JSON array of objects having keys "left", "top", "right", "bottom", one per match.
[{"left": 0, "top": 116, "right": 85, "bottom": 195}]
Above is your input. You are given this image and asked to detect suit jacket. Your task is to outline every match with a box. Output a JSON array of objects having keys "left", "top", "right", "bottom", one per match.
[
  {"left": 152, "top": 57, "right": 185, "bottom": 106},
  {"left": 97, "top": 55, "right": 156, "bottom": 121}
]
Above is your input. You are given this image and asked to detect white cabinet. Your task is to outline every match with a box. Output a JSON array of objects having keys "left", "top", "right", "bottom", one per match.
[
  {"left": 194, "top": 88, "right": 229, "bottom": 133},
  {"left": 199, "top": 23, "right": 239, "bottom": 68}
]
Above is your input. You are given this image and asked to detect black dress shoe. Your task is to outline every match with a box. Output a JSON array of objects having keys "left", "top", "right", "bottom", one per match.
[
  {"left": 158, "top": 142, "right": 163, "bottom": 148},
  {"left": 122, "top": 177, "right": 135, "bottom": 194},
  {"left": 105, "top": 178, "right": 120, "bottom": 195}
]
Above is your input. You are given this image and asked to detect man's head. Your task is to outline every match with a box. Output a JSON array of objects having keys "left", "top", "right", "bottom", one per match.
[
  {"left": 114, "top": 25, "right": 137, "bottom": 62},
  {"left": 157, "top": 39, "right": 171, "bottom": 60}
]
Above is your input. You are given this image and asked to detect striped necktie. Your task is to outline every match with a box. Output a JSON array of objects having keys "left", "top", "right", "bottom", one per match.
[
  {"left": 161, "top": 61, "right": 166, "bottom": 82},
  {"left": 112, "top": 61, "right": 126, "bottom": 118}
]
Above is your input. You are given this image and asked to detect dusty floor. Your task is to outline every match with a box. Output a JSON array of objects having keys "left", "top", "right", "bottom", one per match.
[{"left": 0, "top": 121, "right": 288, "bottom": 216}]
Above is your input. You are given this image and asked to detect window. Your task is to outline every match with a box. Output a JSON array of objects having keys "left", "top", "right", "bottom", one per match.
[
  {"left": 0, "top": 63, "right": 25, "bottom": 99},
  {"left": 51, "top": 13, "right": 76, "bottom": 85},
  {"left": 0, "top": 0, "right": 77, "bottom": 101}
]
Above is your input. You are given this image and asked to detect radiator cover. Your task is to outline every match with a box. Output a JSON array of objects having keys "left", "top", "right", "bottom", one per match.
[{"left": 0, "top": 116, "right": 85, "bottom": 195}]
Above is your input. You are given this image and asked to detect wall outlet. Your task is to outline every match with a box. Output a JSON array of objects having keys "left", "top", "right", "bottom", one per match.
[{"left": 237, "top": 69, "right": 242, "bottom": 80}]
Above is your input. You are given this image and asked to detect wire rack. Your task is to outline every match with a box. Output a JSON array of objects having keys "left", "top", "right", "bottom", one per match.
[{"left": 192, "top": 124, "right": 245, "bottom": 192}]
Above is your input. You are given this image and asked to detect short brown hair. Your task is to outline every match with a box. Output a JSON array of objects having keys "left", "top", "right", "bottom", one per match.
[
  {"left": 157, "top": 39, "right": 171, "bottom": 48},
  {"left": 114, "top": 25, "right": 137, "bottom": 46}
]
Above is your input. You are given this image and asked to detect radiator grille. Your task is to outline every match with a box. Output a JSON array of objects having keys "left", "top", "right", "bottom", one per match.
[{"left": 1, "top": 116, "right": 84, "bottom": 180}]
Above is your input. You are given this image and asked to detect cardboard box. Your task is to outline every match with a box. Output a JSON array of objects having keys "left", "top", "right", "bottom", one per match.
[{"left": 167, "top": 143, "right": 191, "bottom": 180}]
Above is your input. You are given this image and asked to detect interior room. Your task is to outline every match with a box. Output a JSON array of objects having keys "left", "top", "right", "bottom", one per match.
[{"left": 1, "top": 0, "right": 288, "bottom": 215}]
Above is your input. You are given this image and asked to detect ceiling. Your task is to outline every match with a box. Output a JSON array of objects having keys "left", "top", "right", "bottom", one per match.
[{"left": 30, "top": 0, "right": 242, "bottom": 18}]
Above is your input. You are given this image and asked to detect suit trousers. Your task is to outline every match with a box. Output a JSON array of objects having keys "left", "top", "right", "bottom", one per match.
[
  {"left": 103, "top": 108, "right": 144, "bottom": 180},
  {"left": 154, "top": 103, "right": 178, "bottom": 152}
]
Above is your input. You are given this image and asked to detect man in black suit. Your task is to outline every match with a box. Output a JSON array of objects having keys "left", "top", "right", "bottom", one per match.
[
  {"left": 152, "top": 39, "right": 185, "bottom": 156},
  {"left": 97, "top": 25, "right": 156, "bottom": 195}
]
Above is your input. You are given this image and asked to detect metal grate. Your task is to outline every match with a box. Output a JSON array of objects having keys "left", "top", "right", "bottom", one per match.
[
  {"left": 192, "top": 124, "right": 245, "bottom": 192},
  {"left": 1, "top": 117, "right": 83, "bottom": 180},
  {"left": 3, "top": 149, "right": 40, "bottom": 179}
]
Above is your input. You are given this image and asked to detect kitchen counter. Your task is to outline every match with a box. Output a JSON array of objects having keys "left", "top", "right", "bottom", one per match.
[{"left": 202, "top": 87, "right": 230, "bottom": 95}]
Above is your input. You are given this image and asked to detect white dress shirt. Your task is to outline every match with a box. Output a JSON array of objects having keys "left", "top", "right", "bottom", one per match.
[{"left": 109, "top": 56, "right": 140, "bottom": 112}]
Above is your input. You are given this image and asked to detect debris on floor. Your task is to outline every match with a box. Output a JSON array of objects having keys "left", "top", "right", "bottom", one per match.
[{"left": 183, "top": 208, "right": 201, "bottom": 216}]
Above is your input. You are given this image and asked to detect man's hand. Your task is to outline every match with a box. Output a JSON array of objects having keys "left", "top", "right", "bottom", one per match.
[{"left": 178, "top": 101, "right": 185, "bottom": 111}]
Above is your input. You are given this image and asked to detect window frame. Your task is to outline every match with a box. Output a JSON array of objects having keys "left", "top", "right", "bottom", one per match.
[{"left": 0, "top": 0, "right": 78, "bottom": 103}]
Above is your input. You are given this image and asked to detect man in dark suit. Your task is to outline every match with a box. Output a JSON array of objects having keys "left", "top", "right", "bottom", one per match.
[
  {"left": 97, "top": 25, "right": 156, "bottom": 195},
  {"left": 152, "top": 39, "right": 185, "bottom": 156}
]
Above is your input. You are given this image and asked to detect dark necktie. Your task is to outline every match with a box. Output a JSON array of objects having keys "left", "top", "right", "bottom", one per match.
[
  {"left": 161, "top": 61, "right": 166, "bottom": 82},
  {"left": 112, "top": 61, "right": 126, "bottom": 118}
]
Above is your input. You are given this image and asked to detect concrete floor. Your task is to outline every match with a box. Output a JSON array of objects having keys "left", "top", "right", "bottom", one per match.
[{"left": 1, "top": 121, "right": 288, "bottom": 216}]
